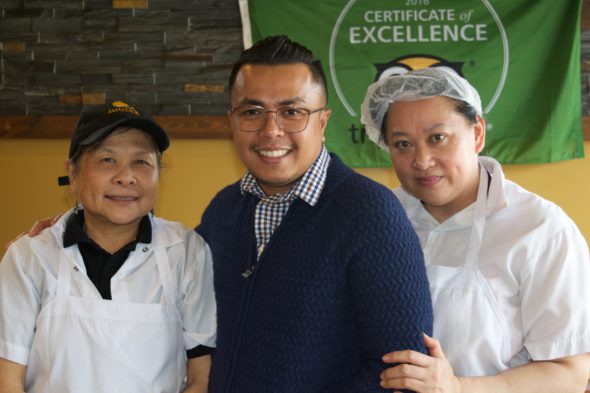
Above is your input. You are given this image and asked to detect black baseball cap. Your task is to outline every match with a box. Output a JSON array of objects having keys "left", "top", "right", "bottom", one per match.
[{"left": 58, "top": 101, "right": 169, "bottom": 186}]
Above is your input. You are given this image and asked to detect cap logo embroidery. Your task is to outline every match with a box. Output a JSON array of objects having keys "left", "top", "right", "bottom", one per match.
[{"left": 108, "top": 101, "right": 140, "bottom": 116}]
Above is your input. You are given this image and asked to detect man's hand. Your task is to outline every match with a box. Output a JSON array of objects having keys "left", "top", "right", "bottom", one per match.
[{"left": 5, "top": 214, "right": 62, "bottom": 250}]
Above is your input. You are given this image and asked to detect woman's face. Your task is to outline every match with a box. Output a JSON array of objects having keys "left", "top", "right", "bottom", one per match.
[
  {"left": 68, "top": 128, "right": 160, "bottom": 234},
  {"left": 384, "top": 96, "right": 485, "bottom": 222}
]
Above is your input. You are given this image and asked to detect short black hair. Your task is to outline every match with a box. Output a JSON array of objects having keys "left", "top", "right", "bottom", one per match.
[{"left": 228, "top": 35, "right": 328, "bottom": 102}]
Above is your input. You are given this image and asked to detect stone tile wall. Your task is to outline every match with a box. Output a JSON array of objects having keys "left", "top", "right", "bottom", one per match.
[{"left": 0, "top": 0, "right": 242, "bottom": 115}]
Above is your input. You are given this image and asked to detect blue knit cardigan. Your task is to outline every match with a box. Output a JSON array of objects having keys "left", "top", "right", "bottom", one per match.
[{"left": 197, "top": 154, "right": 433, "bottom": 393}]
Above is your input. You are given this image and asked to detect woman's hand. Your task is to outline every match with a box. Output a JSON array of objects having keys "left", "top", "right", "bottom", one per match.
[{"left": 380, "top": 333, "right": 462, "bottom": 393}]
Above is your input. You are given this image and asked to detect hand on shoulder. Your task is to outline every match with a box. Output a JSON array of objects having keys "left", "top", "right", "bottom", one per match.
[{"left": 5, "top": 214, "right": 62, "bottom": 250}]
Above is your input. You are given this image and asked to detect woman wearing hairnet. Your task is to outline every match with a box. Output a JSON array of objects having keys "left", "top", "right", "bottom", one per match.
[{"left": 361, "top": 67, "right": 590, "bottom": 392}]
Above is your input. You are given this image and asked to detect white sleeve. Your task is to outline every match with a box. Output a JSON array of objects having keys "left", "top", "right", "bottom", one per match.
[
  {"left": 0, "top": 239, "right": 44, "bottom": 365},
  {"left": 520, "top": 223, "right": 590, "bottom": 360},
  {"left": 179, "top": 231, "right": 217, "bottom": 350}
]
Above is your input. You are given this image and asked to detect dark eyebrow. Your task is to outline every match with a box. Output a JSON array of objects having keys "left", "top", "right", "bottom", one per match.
[
  {"left": 388, "top": 123, "right": 447, "bottom": 138},
  {"left": 277, "top": 98, "right": 305, "bottom": 106},
  {"left": 234, "top": 98, "right": 265, "bottom": 107},
  {"left": 388, "top": 130, "right": 407, "bottom": 138},
  {"left": 95, "top": 145, "right": 155, "bottom": 156},
  {"left": 424, "top": 123, "right": 446, "bottom": 133},
  {"left": 234, "top": 97, "right": 305, "bottom": 108}
]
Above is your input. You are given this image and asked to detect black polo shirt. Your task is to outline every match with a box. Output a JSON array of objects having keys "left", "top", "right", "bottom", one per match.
[{"left": 62, "top": 211, "right": 213, "bottom": 358}]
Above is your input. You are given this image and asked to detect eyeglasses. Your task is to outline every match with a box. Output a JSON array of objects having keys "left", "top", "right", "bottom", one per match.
[{"left": 229, "top": 105, "right": 325, "bottom": 133}]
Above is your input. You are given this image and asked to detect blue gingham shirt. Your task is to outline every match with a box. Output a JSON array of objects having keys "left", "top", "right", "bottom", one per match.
[{"left": 240, "top": 146, "right": 331, "bottom": 258}]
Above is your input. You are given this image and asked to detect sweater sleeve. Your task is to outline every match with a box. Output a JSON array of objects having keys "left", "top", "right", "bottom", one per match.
[{"left": 344, "top": 183, "right": 433, "bottom": 392}]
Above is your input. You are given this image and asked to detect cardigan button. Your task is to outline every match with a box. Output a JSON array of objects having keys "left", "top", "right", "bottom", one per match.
[{"left": 142, "top": 247, "right": 149, "bottom": 252}]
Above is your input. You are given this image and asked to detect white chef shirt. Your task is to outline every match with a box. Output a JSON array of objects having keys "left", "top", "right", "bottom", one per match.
[
  {"left": 0, "top": 210, "right": 216, "bottom": 365},
  {"left": 394, "top": 156, "right": 590, "bottom": 373}
]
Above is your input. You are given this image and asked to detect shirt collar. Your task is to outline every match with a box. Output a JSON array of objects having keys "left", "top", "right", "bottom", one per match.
[
  {"left": 63, "top": 211, "right": 152, "bottom": 248},
  {"left": 239, "top": 145, "right": 331, "bottom": 206},
  {"left": 396, "top": 156, "right": 508, "bottom": 230}
]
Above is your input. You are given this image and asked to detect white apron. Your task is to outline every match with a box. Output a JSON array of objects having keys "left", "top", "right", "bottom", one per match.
[
  {"left": 26, "top": 246, "right": 186, "bottom": 393},
  {"left": 426, "top": 165, "right": 511, "bottom": 377}
]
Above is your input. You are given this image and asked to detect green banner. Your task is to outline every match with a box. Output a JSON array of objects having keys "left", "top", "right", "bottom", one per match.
[{"left": 240, "top": 0, "right": 584, "bottom": 167}]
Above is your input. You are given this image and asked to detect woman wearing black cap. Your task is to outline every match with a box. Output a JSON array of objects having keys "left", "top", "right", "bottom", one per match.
[{"left": 0, "top": 101, "right": 216, "bottom": 393}]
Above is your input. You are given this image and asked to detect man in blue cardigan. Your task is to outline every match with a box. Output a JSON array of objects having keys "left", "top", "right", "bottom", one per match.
[
  {"left": 18, "top": 35, "right": 433, "bottom": 393},
  {"left": 197, "top": 35, "right": 433, "bottom": 392}
]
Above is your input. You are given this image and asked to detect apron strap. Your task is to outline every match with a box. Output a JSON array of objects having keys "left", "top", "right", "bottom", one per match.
[
  {"left": 56, "top": 251, "right": 74, "bottom": 295},
  {"left": 464, "top": 164, "right": 489, "bottom": 270},
  {"left": 154, "top": 247, "right": 176, "bottom": 305}
]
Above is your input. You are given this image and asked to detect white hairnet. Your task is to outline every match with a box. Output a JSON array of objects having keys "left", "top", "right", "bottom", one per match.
[{"left": 360, "top": 67, "right": 482, "bottom": 151}]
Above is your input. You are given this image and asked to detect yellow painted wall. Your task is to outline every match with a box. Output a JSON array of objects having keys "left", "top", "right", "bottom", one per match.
[{"left": 1, "top": 138, "right": 589, "bottom": 253}]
